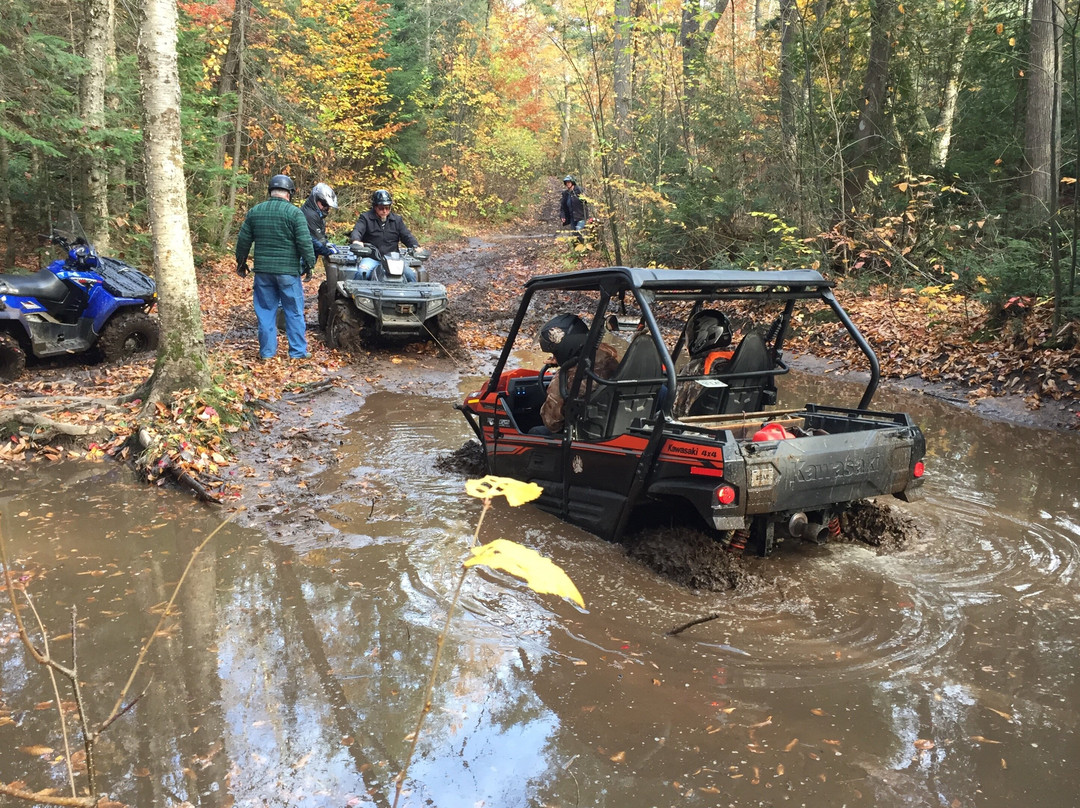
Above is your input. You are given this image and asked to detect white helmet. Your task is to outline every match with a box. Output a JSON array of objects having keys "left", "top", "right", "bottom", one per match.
[{"left": 311, "top": 182, "right": 338, "bottom": 209}]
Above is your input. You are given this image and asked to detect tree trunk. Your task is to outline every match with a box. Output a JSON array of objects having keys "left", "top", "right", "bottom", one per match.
[
  {"left": 106, "top": 0, "right": 126, "bottom": 218},
  {"left": 613, "top": 0, "right": 632, "bottom": 172},
  {"left": 219, "top": 0, "right": 248, "bottom": 250},
  {"left": 137, "top": 0, "right": 211, "bottom": 404},
  {"left": 0, "top": 135, "right": 14, "bottom": 266},
  {"left": 845, "top": 0, "right": 894, "bottom": 202},
  {"left": 80, "top": 0, "right": 112, "bottom": 252},
  {"left": 778, "top": 0, "right": 800, "bottom": 204},
  {"left": 212, "top": 0, "right": 249, "bottom": 243},
  {"left": 930, "top": 2, "right": 974, "bottom": 170},
  {"left": 1020, "top": 0, "right": 1061, "bottom": 219}
]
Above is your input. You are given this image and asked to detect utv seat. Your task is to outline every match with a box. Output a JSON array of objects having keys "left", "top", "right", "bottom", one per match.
[
  {"left": 687, "top": 331, "right": 775, "bottom": 416},
  {"left": 580, "top": 334, "right": 664, "bottom": 439}
]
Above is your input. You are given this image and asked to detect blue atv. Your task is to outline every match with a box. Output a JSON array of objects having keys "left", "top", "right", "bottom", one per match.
[{"left": 0, "top": 214, "right": 159, "bottom": 380}]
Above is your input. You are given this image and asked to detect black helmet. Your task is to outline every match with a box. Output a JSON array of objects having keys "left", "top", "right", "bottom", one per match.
[
  {"left": 371, "top": 189, "right": 393, "bottom": 208},
  {"left": 563, "top": 175, "right": 575, "bottom": 185},
  {"left": 268, "top": 174, "right": 295, "bottom": 197},
  {"left": 539, "top": 314, "right": 589, "bottom": 367},
  {"left": 686, "top": 309, "right": 732, "bottom": 356},
  {"left": 311, "top": 182, "right": 338, "bottom": 209}
]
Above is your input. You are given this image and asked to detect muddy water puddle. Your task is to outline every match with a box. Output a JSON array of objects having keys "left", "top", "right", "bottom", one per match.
[{"left": 2, "top": 374, "right": 1079, "bottom": 807}]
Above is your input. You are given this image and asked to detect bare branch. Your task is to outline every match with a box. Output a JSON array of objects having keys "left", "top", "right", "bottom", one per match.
[{"left": 0, "top": 782, "right": 95, "bottom": 807}]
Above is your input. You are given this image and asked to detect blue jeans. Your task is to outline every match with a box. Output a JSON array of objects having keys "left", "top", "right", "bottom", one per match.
[{"left": 253, "top": 273, "right": 308, "bottom": 358}]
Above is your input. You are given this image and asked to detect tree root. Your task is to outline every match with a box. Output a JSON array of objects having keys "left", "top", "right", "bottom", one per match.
[{"left": 3, "top": 409, "right": 112, "bottom": 441}]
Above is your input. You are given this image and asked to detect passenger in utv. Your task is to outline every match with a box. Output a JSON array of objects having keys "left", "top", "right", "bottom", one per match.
[
  {"left": 535, "top": 314, "right": 619, "bottom": 434},
  {"left": 673, "top": 309, "right": 734, "bottom": 418}
]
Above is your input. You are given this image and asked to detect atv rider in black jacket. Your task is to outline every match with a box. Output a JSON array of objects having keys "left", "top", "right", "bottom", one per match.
[
  {"left": 349, "top": 189, "right": 421, "bottom": 281},
  {"left": 301, "top": 182, "right": 339, "bottom": 265}
]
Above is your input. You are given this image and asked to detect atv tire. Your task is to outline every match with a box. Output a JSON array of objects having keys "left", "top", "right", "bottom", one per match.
[
  {"left": 97, "top": 311, "right": 160, "bottom": 362},
  {"left": 0, "top": 332, "right": 27, "bottom": 380},
  {"left": 427, "top": 310, "right": 458, "bottom": 339},
  {"left": 328, "top": 299, "right": 368, "bottom": 352},
  {"left": 318, "top": 261, "right": 341, "bottom": 332},
  {"left": 317, "top": 281, "right": 332, "bottom": 331}
]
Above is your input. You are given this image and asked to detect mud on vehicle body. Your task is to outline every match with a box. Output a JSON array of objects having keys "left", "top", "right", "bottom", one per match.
[
  {"left": 318, "top": 243, "right": 451, "bottom": 349},
  {"left": 457, "top": 267, "right": 926, "bottom": 557}
]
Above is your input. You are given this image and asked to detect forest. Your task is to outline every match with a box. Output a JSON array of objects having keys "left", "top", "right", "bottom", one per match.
[{"left": 1, "top": 0, "right": 1079, "bottom": 336}]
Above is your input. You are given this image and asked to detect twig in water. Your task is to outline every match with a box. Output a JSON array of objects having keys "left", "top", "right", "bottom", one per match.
[{"left": 668, "top": 613, "right": 723, "bottom": 636}]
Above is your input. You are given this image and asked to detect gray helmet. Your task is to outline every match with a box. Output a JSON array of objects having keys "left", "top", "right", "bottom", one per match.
[
  {"left": 311, "top": 182, "right": 338, "bottom": 209},
  {"left": 371, "top": 189, "right": 393, "bottom": 208},
  {"left": 268, "top": 174, "right": 295, "bottom": 197},
  {"left": 563, "top": 175, "right": 575, "bottom": 185},
  {"left": 539, "top": 314, "right": 589, "bottom": 367},
  {"left": 686, "top": 309, "right": 732, "bottom": 356}
]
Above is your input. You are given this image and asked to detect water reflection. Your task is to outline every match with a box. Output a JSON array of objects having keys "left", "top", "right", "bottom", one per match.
[{"left": 1, "top": 376, "right": 1079, "bottom": 807}]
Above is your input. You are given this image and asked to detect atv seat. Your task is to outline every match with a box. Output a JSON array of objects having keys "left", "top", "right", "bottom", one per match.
[
  {"left": 580, "top": 333, "right": 665, "bottom": 440},
  {"left": 0, "top": 269, "right": 69, "bottom": 302},
  {"left": 687, "top": 331, "right": 775, "bottom": 416}
]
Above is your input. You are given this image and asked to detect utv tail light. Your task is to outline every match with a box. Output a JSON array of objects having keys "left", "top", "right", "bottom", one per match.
[
  {"left": 913, "top": 461, "right": 925, "bottom": 478},
  {"left": 715, "top": 485, "right": 736, "bottom": 505}
]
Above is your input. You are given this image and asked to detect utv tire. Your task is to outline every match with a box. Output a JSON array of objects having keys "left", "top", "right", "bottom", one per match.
[
  {"left": 97, "top": 311, "right": 160, "bottom": 361},
  {"left": 0, "top": 332, "right": 27, "bottom": 380},
  {"left": 328, "top": 299, "right": 367, "bottom": 353}
]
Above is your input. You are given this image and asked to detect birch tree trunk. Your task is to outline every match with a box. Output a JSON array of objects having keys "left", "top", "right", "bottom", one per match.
[
  {"left": 137, "top": 0, "right": 211, "bottom": 403},
  {"left": 80, "top": 0, "right": 112, "bottom": 252},
  {"left": 930, "top": 1, "right": 975, "bottom": 170}
]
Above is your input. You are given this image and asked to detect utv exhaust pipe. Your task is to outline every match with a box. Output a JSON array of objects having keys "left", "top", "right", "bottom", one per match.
[{"left": 787, "top": 513, "right": 829, "bottom": 544}]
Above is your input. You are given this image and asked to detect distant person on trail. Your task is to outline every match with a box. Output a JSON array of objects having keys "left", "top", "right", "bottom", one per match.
[
  {"left": 301, "top": 182, "right": 340, "bottom": 267},
  {"left": 559, "top": 175, "right": 588, "bottom": 238},
  {"left": 235, "top": 173, "right": 316, "bottom": 361},
  {"left": 349, "top": 189, "right": 422, "bottom": 281},
  {"left": 536, "top": 313, "right": 619, "bottom": 434}
]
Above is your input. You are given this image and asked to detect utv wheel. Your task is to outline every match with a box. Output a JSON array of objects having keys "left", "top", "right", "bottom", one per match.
[
  {"left": 0, "top": 332, "right": 27, "bottom": 380},
  {"left": 97, "top": 311, "right": 160, "bottom": 362},
  {"left": 328, "top": 299, "right": 367, "bottom": 352},
  {"left": 275, "top": 308, "right": 287, "bottom": 332}
]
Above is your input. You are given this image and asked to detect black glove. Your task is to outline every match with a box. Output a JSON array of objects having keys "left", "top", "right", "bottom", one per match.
[
  {"left": 236, "top": 261, "right": 248, "bottom": 278},
  {"left": 302, "top": 266, "right": 312, "bottom": 282}
]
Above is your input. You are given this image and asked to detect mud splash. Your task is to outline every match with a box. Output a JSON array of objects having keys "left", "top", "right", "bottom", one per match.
[
  {"left": 434, "top": 438, "right": 487, "bottom": 477},
  {"left": 837, "top": 499, "right": 918, "bottom": 552},
  {"left": 623, "top": 526, "right": 765, "bottom": 592}
]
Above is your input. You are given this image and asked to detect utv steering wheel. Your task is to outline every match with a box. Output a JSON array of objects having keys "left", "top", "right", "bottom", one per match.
[{"left": 539, "top": 363, "right": 556, "bottom": 384}]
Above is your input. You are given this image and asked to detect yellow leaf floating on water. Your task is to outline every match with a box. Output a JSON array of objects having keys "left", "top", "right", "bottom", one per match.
[
  {"left": 465, "top": 476, "right": 543, "bottom": 507},
  {"left": 465, "top": 539, "right": 585, "bottom": 608}
]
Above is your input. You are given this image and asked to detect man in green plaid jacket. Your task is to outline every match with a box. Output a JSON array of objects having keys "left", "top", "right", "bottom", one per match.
[{"left": 235, "top": 174, "right": 317, "bottom": 360}]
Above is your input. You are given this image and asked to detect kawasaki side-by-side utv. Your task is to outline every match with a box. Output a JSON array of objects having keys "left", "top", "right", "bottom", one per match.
[{"left": 456, "top": 267, "right": 926, "bottom": 556}]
